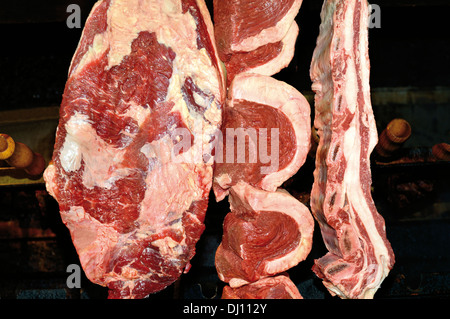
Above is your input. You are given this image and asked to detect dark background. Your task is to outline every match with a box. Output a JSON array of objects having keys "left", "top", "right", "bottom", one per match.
[
  {"left": 1, "top": 0, "right": 450, "bottom": 109},
  {"left": 0, "top": 0, "right": 449, "bottom": 299}
]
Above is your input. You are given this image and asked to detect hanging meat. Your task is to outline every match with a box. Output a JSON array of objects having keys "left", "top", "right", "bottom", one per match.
[
  {"left": 42, "top": 0, "right": 395, "bottom": 301},
  {"left": 215, "top": 182, "right": 313, "bottom": 288},
  {"left": 44, "top": 0, "right": 225, "bottom": 299},
  {"left": 212, "top": 0, "right": 314, "bottom": 299},
  {"left": 309, "top": 0, "right": 395, "bottom": 299},
  {"left": 221, "top": 273, "right": 303, "bottom": 299},
  {"left": 213, "top": 73, "right": 311, "bottom": 201},
  {"left": 213, "top": 0, "right": 304, "bottom": 85}
]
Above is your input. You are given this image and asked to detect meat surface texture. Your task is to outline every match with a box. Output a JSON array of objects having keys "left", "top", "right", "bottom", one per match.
[
  {"left": 43, "top": 0, "right": 224, "bottom": 299},
  {"left": 213, "top": 0, "right": 303, "bottom": 55},
  {"left": 212, "top": 0, "right": 312, "bottom": 299},
  {"left": 213, "top": 73, "right": 311, "bottom": 201},
  {"left": 221, "top": 273, "right": 303, "bottom": 299},
  {"left": 309, "top": 0, "right": 395, "bottom": 299},
  {"left": 213, "top": 0, "right": 303, "bottom": 85},
  {"left": 215, "top": 182, "right": 314, "bottom": 287}
]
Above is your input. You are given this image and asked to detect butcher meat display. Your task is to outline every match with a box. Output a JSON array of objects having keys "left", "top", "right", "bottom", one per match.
[
  {"left": 41, "top": 0, "right": 397, "bottom": 300},
  {"left": 43, "top": 0, "right": 225, "bottom": 299},
  {"left": 215, "top": 182, "right": 313, "bottom": 287},
  {"left": 221, "top": 273, "right": 303, "bottom": 299},
  {"left": 213, "top": 0, "right": 303, "bottom": 85},
  {"left": 212, "top": 0, "right": 313, "bottom": 299},
  {"left": 213, "top": 73, "right": 311, "bottom": 201},
  {"left": 309, "top": 0, "right": 395, "bottom": 298}
]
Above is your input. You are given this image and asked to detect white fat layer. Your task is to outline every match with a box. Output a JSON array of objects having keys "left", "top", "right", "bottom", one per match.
[
  {"left": 153, "top": 235, "right": 185, "bottom": 258},
  {"left": 49, "top": 0, "right": 225, "bottom": 291},
  {"left": 309, "top": 0, "right": 391, "bottom": 299},
  {"left": 60, "top": 112, "right": 133, "bottom": 189},
  {"left": 75, "top": 32, "right": 109, "bottom": 76},
  {"left": 71, "top": 0, "right": 221, "bottom": 162},
  {"left": 60, "top": 133, "right": 82, "bottom": 172},
  {"left": 230, "top": 183, "right": 314, "bottom": 278},
  {"left": 343, "top": 119, "right": 390, "bottom": 283},
  {"left": 138, "top": 161, "right": 210, "bottom": 230},
  {"left": 339, "top": 2, "right": 390, "bottom": 283},
  {"left": 73, "top": 0, "right": 220, "bottom": 125},
  {"left": 60, "top": 0, "right": 223, "bottom": 188},
  {"left": 248, "top": 21, "right": 299, "bottom": 77},
  {"left": 343, "top": 124, "right": 356, "bottom": 159},
  {"left": 122, "top": 102, "right": 151, "bottom": 126},
  {"left": 230, "top": 0, "right": 302, "bottom": 53}
]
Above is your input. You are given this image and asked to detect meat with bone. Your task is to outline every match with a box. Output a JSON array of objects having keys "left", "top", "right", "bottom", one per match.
[
  {"left": 213, "top": 0, "right": 303, "bottom": 85},
  {"left": 222, "top": 273, "right": 303, "bottom": 299},
  {"left": 213, "top": 73, "right": 311, "bottom": 202},
  {"left": 309, "top": 0, "right": 395, "bottom": 299},
  {"left": 215, "top": 181, "right": 314, "bottom": 288},
  {"left": 43, "top": 0, "right": 225, "bottom": 299}
]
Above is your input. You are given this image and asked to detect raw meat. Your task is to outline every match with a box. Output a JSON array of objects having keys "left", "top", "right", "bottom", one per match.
[
  {"left": 215, "top": 182, "right": 314, "bottom": 288},
  {"left": 214, "top": 0, "right": 303, "bottom": 84},
  {"left": 222, "top": 273, "right": 303, "bottom": 299},
  {"left": 211, "top": 0, "right": 312, "bottom": 299},
  {"left": 213, "top": 73, "right": 311, "bottom": 201},
  {"left": 213, "top": 0, "right": 303, "bottom": 56},
  {"left": 309, "top": 0, "right": 395, "bottom": 299},
  {"left": 44, "top": 0, "right": 225, "bottom": 299},
  {"left": 219, "top": 22, "right": 299, "bottom": 86}
]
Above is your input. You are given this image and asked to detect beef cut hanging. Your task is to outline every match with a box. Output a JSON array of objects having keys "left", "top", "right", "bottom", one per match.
[
  {"left": 309, "top": 0, "right": 395, "bottom": 299},
  {"left": 213, "top": 73, "right": 311, "bottom": 201},
  {"left": 213, "top": 0, "right": 303, "bottom": 85},
  {"left": 44, "top": 0, "right": 225, "bottom": 299},
  {"left": 212, "top": 73, "right": 312, "bottom": 298},
  {"left": 215, "top": 182, "right": 314, "bottom": 287},
  {"left": 221, "top": 273, "right": 303, "bottom": 299},
  {"left": 212, "top": 0, "right": 313, "bottom": 299}
]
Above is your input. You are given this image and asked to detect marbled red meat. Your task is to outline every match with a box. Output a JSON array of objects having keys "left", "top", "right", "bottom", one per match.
[
  {"left": 213, "top": 73, "right": 311, "bottom": 201},
  {"left": 222, "top": 274, "right": 303, "bottom": 299},
  {"left": 215, "top": 182, "right": 313, "bottom": 288},
  {"left": 309, "top": 0, "right": 395, "bottom": 299},
  {"left": 214, "top": 0, "right": 302, "bottom": 55},
  {"left": 44, "top": 0, "right": 225, "bottom": 299},
  {"left": 213, "top": 0, "right": 302, "bottom": 84},
  {"left": 212, "top": 0, "right": 313, "bottom": 299}
]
